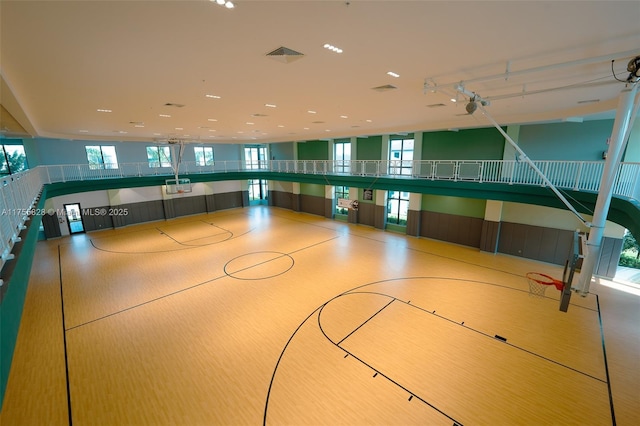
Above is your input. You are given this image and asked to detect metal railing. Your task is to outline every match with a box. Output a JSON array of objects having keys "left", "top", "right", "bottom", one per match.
[{"left": 2, "top": 159, "right": 640, "bottom": 281}]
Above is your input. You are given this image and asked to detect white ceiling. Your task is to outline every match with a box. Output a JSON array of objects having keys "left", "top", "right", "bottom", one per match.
[{"left": 1, "top": 0, "right": 639, "bottom": 144}]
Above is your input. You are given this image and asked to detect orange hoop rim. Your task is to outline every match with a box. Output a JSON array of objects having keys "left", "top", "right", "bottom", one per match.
[{"left": 526, "top": 272, "right": 564, "bottom": 291}]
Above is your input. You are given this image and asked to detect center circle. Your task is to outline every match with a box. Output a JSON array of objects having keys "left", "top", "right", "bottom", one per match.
[{"left": 224, "top": 251, "right": 294, "bottom": 280}]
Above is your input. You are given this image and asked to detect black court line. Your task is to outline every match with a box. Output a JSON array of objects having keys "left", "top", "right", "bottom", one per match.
[
  {"left": 596, "top": 295, "right": 617, "bottom": 425},
  {"left": 316, "top": 300, "right": 463, "bottom": 426},
  {"left": 340, "top": 287, "right": 607, "bottom": 383},
  {"left": 72, "top": 235, "right": 340, "bottom": 330},
  {"left": 337, "top": 298, "right": 395, "bottom": 345},
  {"left": 88, "top": 227, "right": 254, "bottom": 254},
  {"left": 64, "top": 271, "right": 229, "bottom": 331},
  {"left": 266, "top": 208, "right": 588, "bottom": 304},
  {"left": 223, "top": 252, "right": 294, "bottom": 280},
  {"left": 158, "top": 226, "right": 233, "bottom": 245},
  {"left": 58, "top": 245, "right": 73, "bottom": 425}
]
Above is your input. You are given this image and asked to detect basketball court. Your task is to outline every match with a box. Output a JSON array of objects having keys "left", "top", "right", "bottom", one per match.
[{"left": 1, "top": 206, "right": 638, "bottom": 425}]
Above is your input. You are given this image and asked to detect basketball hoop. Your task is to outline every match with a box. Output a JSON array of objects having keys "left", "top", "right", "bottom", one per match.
[{"left": 526, "top": 272, "right": 564, "bottom": 298}]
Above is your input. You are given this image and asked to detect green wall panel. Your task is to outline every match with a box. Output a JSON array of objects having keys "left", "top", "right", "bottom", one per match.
[
  {"left": 297, "top": 140, "right": 329, "bottom": 160},
  {"left": 300, "top": 183, "right": 325, "bottom": 197},
  {"left": 422, "top": 194, "right": 486, "bottom": 218},
  {"left": 0, "top": 190, "right": 46, "bottom": 410},
  {"left": 422, "top": 128, "right": 505, "bottom": 160},
  {"left": 518, "top": 119, "right": 613, "bottom": 161},
  {"left": 357, "top": 136, "right": 382, "bottom": 161}
]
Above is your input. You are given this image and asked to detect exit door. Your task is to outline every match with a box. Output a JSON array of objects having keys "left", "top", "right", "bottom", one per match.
[{"left": 64, "top": 203, "right": 85, "bottom": 234}]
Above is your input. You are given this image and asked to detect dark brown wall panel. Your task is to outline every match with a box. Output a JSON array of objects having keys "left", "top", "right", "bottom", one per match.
[
  {"left": 420, "top": 211, "right": 483, "bottom": 248},
  {"left": 300, "top": 194, "right": 325, "bottom": 216}
]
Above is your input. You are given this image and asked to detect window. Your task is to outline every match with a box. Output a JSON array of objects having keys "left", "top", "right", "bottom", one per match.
[
  {"left": 146, "top": 146, "right": 172, "bottom": 168},
  {"left": 244, "top": 145, "right": 268, "bottom": 170},
  {"left": 387, "top": 190, "right": 410, "bottom": 225},
  {"left": 334, "top": 140, "right": 351, "bottom": 173},
  {"left": 0, "top": 145, "right": 28, "bottom": 175},
  {"left": 194, "top": 146, "right": 214, "bottom": 166},
  {"left": 335, "top": 185, "right": 349, "bottom": 214},
  {"left": 85, "top": 145, "right": 118, "bottom": 169},
  {"left": 248, "top": 179, "right": 268, "bottom": 203},
  {"left": 389, "top": 137, "right": 414, "bottom": 176}
]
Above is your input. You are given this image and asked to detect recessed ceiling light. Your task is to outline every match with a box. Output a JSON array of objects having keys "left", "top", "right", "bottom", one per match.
[
  {"left": 366, "top": 119, "right": 373, "bottom": 123},
  {"left": 387, "top": 71, "right": 400, "bottom": 78},
  {"left": 307, "top": 110, "right": 317, "bottom": 114},
  {"left": 134, "top": 125, "right": 145, "bottom": 128},
  {"left": 303, "top": 127, "right": 310, "bottom": 130},
  {"left": 205, "top": 94, "right": 221, "bottom": 99},
  {"left": 265, "top": 104, "right": 277, "bottom": 108},
  {"left": 118, "top": 130, "right": 127, "bottom": 134},
  {"left": 209, "top": 129, "right": 217, "bottom": 132},
  {"left": 277, "top": 125, "right": 285, "bottom": 128},
  {"left": 159, "top": 114, "right": 171, "bottom": 118},
  {"left": 246, "top": 122, "right": 254, "bottom": 125},
  {"left": 325, "top": 129, "right": 331, "bottom": 132},
  {"left": 207, "top": 118, "right": 218, "bottom": 122},
  {"left": 97, "top": 109, "right": 112, "bottom": 113},
  {"left": 340, "top": 115, "right": 348, "bottom": 119},
  {"left": 450, "top": 98, "right": 457, "bottom": 103},
  {"left": 153, "top": 133, "right": 161, "bottom": 136},
  {"left": 323, "top": 43, "right": 343, "bottom": 54},
  {"left": 175, "top": 127, "right": 183, "bottom": 130},
  {"left": 79, "top": 130, "right": 89, "bottom": 133}
]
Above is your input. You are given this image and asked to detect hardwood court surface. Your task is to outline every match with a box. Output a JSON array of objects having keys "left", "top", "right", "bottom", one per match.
[{"left": 1, "top": 206, "right": 639, "bottom": 425}]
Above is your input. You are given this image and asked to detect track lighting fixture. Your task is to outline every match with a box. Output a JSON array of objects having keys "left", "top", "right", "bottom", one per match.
[
  {"left": 465, "top": 96, "right": 489, "bottom": 115},
  {"left": 627, "top": 55, "right": 640, "bottom": 82}
]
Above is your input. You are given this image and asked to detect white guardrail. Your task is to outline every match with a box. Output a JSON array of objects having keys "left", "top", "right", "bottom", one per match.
[{"left": 1, "top": 160, "right": 640, "bottom": 281}]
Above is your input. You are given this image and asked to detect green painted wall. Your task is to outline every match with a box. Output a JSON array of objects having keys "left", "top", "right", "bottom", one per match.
[
  {"left": 297, "top": 140, "right": 329, "bottom": 160},
  {"left": 518, "top": 119, "right": 613, "bottom": 161},
  {"left": 422, "top": 128, "right": 505, "bottom": 160},
  {"left": 0, "top": 190, "right": 46, "bottom": 409},
  {"left": 300, "top": 183, "right": 325, "bottom": 197},
  {"left": 356, "top": 136, "right": 382, "bottom": 160},
  {"left": 421, "top": 194, "right": 486, "bottom": 218}
]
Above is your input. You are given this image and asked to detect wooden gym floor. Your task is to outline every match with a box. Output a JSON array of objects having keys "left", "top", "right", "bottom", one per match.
[{"left": 1, "top": 206, "right": 638, "bottom": 425}]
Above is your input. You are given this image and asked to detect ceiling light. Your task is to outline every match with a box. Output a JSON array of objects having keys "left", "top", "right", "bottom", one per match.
[
  {"left": 387, "top": 71, "right": 400, "bottom": 78},
  {"left": 134, "top": 125, "right": 145, "bottom": 128},
  {"left": 323, "top": 43, "right": 343, "bottom": 54},
  {"left": 79, "top": 130, "right": 89, "bottom": 133},
  {"left": 207, "top": 118, "right": 218, "bottom": 121},
  {"left": 225, "top": 1, "right": 234, "bottom": 9},
  {"left": 175, "top": 127, "right": 183, "bottom": 130},
  {"left": 215, "top": 0, "right": 225, "bottom": 4},
  {"left": 205, "top": 94, "right": 221, "bottom": 99},
  {"left": 307, "top": 110, "right": 317, "bottom": 114},
  {"left": 159, "top": 114, "right": 171, "bottom": 118},
  {"left": 340, "top": 115, "right": 348, "bottom": 119},
  {"left": 97, "top": 109, "right": 112, "bottom": 113},
  {"left": 366, "top": 119, "right": 372, "bottom": 123},
  {"left": 209, "top": 129, "right": 216, "bottom": 132},
  {"left": 450, "top": 98, "right": 457, "bottom": 103},
  {"left": 246, "top": 122, "right": 254, "bottom": 125},
  {"left": 265, "top": 104, "right": 276, "bottom": 108}
]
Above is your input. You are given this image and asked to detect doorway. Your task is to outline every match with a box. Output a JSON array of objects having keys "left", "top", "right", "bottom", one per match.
[{"left": 64, "top": 203, "right": 85, "bottom": 234}]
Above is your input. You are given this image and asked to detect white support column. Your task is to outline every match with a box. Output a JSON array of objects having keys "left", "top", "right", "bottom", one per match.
[{"left": 576, "top": 84, "right": 639, "bottom": 295}]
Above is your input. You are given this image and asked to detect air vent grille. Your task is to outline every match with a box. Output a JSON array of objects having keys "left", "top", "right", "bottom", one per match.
[
  {"left": 164, "top": 103, "right": 185, "bottom": 108},
  {"left": 371, "top": 84, "right": 397, "bottom": 92},
  {"left": 427, "top": 103, "right": 446, "bottom": 108},
  {"left": 266, "top": 46, "right": 305, "bottom": 63}
]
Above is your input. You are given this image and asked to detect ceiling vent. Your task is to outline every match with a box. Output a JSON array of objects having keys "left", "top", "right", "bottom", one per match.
[
  {"left": 371, "top": 84, "right": 397, "bottom": 92},
  {"left": 164, "top": 102, "right": 185, "bottom": 108},
  {"left": 266, "top": 46, "right": 305, "bottom": 64},
  {"left": 427, "top": 103, "right": 447, "bottom": 108}
]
